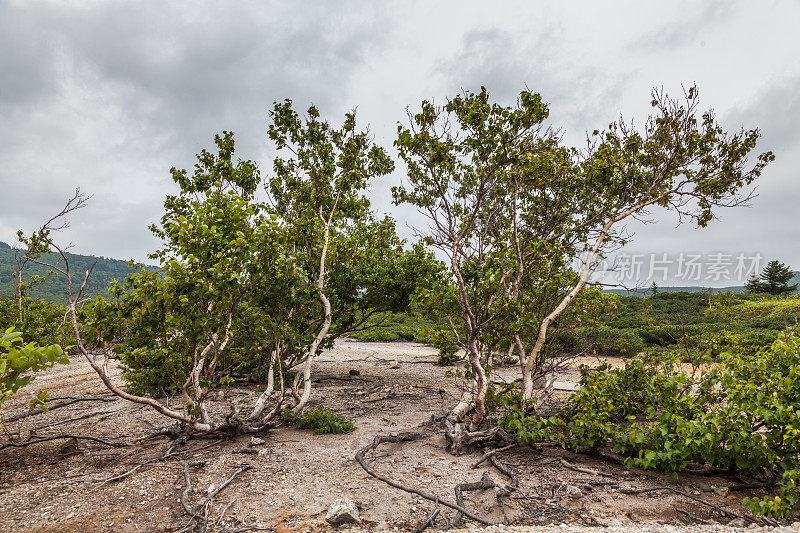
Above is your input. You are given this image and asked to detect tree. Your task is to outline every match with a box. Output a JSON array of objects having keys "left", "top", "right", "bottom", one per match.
[
  {"left": 746, "top": 260, "right": 798, "bottom": 295},
  {"left": 266, "top": 100, "right": 396, "bottom": 412},
  {"left": 395, "top": 85, "right": 773, "bottom": 432},
  {"left": 394, "top": 87, "right": 554, "bottom": 432},
  {"left": 42, "top": 111, "right": 427, "bottom": 433}
]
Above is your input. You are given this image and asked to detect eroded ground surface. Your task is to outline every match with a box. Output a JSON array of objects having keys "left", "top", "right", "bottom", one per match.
[{"left": 0, "top": 340, "right": 789, "bottom": 532}]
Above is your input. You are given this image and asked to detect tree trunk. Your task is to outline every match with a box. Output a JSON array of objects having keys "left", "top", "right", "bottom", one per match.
[
  {"left": 293, "top": 290, "right": 332, "bottom": 413},
  {"left": 16, "top": 271, "right": 23, "bottom": 324},
  {"left": 292, "top": 208, "right": 335, "bottom": 414},
  {"left": 467, "top": 337, "right": 487, "bottom": 431},
  {"left": 249, "top": 349, "right": 277, "bottom": 420}
]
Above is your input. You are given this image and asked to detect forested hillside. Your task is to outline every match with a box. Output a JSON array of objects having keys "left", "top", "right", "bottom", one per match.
[{"left": 0, "top": 241, "right": 153, "bottom": 302}]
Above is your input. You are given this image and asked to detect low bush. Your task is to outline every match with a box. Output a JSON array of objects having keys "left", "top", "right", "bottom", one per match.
[
  {"left": 503, "top": 327, "right": 800, "bottom": 517},
  {"left": 284, "top": 408, "right": 355, "bottom": 434},
  {"left": 427, "top": 327, "right": 460, "bottom": 365},
  {"left": 1, "top": 327, "right": 69, "bottom": 428}
]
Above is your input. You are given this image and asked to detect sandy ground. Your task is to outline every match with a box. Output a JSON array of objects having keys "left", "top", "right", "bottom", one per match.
[{"left": 0, "top": 339, "right": 789, "bottom": 532}]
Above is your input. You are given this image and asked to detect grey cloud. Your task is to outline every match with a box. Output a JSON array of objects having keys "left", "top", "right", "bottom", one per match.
[
  {"left": 437, "top": 26, "right": 631, "bottom": 140},
  {"left": 0, "top": 1, "right": 396, "bottom": 261},
  {"left": 633, "top": 0, "right": 731, "bottom": 51},
  {"left": 725, "top": 75, "right": 800, "bottom": 155},
  {"left": 0, "top": 1, "right": 797, "bottom": 273}
]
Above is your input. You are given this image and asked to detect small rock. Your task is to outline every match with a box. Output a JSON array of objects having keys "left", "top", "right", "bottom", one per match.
[
  {"left": 728, "top": 518, "right": 746, "bottom": 528},
  {"left": 792, "top": 522, "right": 800, "bottom": 529},
  {"left": 58, "top": 437, "right": 81, "bottom": 456},
  {"left": 249, "top": 436, "right": 265, "bottom": 447},
  {"left": 349, "top": 369, "right": 361, "bottom": 376},
  {"left": 713, "top": 485, "right": 729, "bottom": 497},
  {"left": 216, "top": 390, "right": 225, "bottom": 400},
  {"left": 562, "top": 484, "right": 583, "bottom": 500},
  {"left": 388, "top": 360, "right": 401, "bottom": 369},
  {"left": 325, "top": 498, "right": 361, "bottom": 526}
]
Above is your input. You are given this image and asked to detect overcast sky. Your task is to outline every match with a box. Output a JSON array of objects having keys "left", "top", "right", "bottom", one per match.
[{"left": 1, "top": 1, "right": 797, "bottom": 286}]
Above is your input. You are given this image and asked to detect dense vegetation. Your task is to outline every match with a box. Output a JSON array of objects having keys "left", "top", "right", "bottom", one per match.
[
  {"left": 8, "top": 85, "right": 800, "bottom": 518},
  {"left": 501, "top": 327, "right": 800, "bottom": 517},
  {"left": 0, "top": 327, "right": 68, "bottom": 429},
  {"left": 348, "top": 291, "right": 800, "bottom": 360}
]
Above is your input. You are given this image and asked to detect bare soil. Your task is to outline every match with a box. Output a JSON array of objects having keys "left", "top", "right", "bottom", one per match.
[{"left": 0, "top": 340, "right": 786, "bottom": 532}]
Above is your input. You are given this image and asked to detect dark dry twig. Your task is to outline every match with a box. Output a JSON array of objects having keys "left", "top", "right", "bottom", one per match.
[
  {"left": 3, "top": 396, "right": 116, "bottom": 423},
  {"left": 447, "top": 472, "right": 496, "bottom": 529},
  {"left": 413, "top": 507, "right": 440, "bottom": 533},
  {"left": 677, "top": 508, "right": 712, "bottom": 524},
  {"left": 471, "top": 443, "right": 516, "bottom": 468},
  {"left": 619, "top": 486, "right": 757, "bottom": 524},
  {"left": 355, "top": 431, "right": 494, "bottom": 526},
  {"left": 0, "top": 434, "right": 128, "bottom": 451}
]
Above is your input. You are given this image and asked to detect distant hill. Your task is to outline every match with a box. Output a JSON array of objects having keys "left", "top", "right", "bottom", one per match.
[
  {"left": 0, "top": 241, "right": 156, "bottom": 303},
  {"left": 606, "top": 272, "right": 800, "bottom": 297}
]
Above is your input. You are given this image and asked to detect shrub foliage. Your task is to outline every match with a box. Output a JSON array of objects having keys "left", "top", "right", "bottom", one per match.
[{"left": 502, "top": 327, "right": 800, "bottom": 517}]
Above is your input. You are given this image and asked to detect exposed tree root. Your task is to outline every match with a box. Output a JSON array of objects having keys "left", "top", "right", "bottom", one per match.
[
  {"left": 141, "top": 418, "right": 274, "bottom": 443},
  {"left": 486, "top": 447, "right": 520, "bottom": 523},
  {"left": 677, "top": 508, "right": 712, "bottom": 525},
  {"left": 471, "top": 444, "right": 517, "bottom": 469},
  {"left": 446, "top": 472, "right": 496, "bottom": 529},
  {"left": 412, "top": 507, "right": 440, "bottom": 533},
  {"left": 444, "top": 417, "right": 513, "bottom": 455},
  {"left": 355, "top": 431, "right": 494, "bottom": 526},
  {"left": 0, "top": 434, "right": 129, "bottom": 451}
]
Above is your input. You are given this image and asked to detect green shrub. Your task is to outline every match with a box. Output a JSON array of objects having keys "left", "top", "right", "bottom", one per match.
[
  {"left": 1, "top": 327, "right": 69, "bottom": 427},
  {"left": 284, "top": 408, "right": 355, "bottom": 434},
  {"left": 428, "top": 327, "right": 460, "bottom": 365},
  {"left": 342, "top": 311, "right": 435, "bottom": 342},
  {"left": 508, "top": 327, "right": 800, "bottom": 517},
  {"left": 0, "top": 296, "right": 73, "bottom": 348},
  {"left": 119, "top": 347, "right": 192, "bottom": 395}
]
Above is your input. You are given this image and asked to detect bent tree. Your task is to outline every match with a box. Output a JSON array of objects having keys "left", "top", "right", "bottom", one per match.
[{"left": 395, "top": 86, "right": 773, "bottom": 432}]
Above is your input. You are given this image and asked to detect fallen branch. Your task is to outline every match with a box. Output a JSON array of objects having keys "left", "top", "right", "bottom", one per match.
[
  {"left": 487, "top": 450, "right": 519, "bottom": 523},
  {"left": 35, "top": 410, "right": 115, "bottom": 430},
  {"left": 560, "top": 458, "right": 615, "bottom": 478},
  {"left": 677, "top": 508, "right": 712, "bottom": 525},
  {"left": 355, "top": 431, "right": 494, "bottom": 526},
  {"left": 729, "top": 481, "right": 770, "bottom": 492},
  {"left": 3, "top": 396, "right": 117, "bottom": 423},
  {"left": 181, "top": 460, "right": 207, "bottom": 526},
  {"left": 195, "top": 463, "right": 253, "bottom": 510},
  {"left": 0, "top": 434, "right": 129, "bottom": 451},
  {"left": 179, "top": 460, "right": 252, "bottom": 533},
  {"left": 94, "top": 438, "right": 219, "bottom": 488}
]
